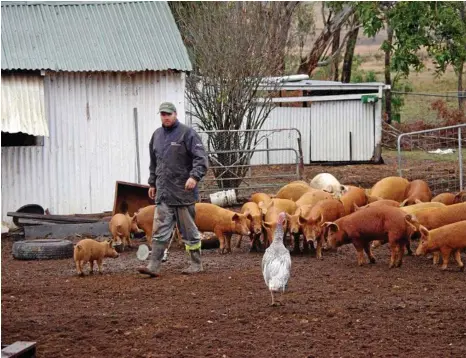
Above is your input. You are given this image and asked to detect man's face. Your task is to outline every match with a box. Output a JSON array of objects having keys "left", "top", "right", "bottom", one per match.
[{"left": 160, "top": 111, "right": 177, "bottom": 127}]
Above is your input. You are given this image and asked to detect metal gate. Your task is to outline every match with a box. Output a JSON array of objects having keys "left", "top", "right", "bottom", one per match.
[
  {"left": 196, "top": 128, "right": 304, "bottom": 200},
  {"left": 397, "top": 124, "right": 466, "bottom": 195}
]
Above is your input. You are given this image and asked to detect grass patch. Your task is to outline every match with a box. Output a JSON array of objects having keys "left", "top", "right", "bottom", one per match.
[{"left": 383, "top": 148, "right": 466, "bottom": 163}]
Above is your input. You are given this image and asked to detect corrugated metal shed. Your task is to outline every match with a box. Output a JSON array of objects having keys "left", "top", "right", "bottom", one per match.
[
  {"left": 1, "top": 1, "right": 192, "bottom": 72},
  {"left": 1, "top": 73, "right": 49, "bottom": 136},
  {"left": 1, "top": 71, "right": 186, "bottom": 225},
  {"left": 188, "top": 79, "right": 384, "bottom": 164}
]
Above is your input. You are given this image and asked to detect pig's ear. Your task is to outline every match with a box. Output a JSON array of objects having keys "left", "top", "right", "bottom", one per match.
[
  {"left": 324, "top": 222, "right": 339, "bottom": 232},
  {"left": 232, "top": 213, "right": 240, "bottom": 222},
  {"left": 353, "top": 203, "right": 360, "bottom": 211},
  {"left": 298, "top": 215, "right": 307, "bottom": 226},
  {"left": 262, "top": 221, "right": 272, "bottom": 229},
  {"left": 400, "top": 199, "right": 409, "bottom": 207},
  {"left": 419, "top": 225, "right": 429, "bottom": 238}
]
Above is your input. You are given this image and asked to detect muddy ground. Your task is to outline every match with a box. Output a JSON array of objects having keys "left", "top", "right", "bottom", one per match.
[{"left": 2, "top": 153, "right": 466, "bottom": 357}]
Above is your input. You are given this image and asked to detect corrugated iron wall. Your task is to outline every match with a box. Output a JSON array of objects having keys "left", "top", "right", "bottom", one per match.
[
  {"left": 1, "top": 73, "right": 49, "bottom": 136},
  {"left": 1, "top": 71, "right": 186, "bottom": 224},
  {"left": 188, "top": 97, "right": 381, "bottom": 165}
]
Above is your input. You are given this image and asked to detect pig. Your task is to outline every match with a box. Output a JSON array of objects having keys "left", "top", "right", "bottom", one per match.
[
  {"left": 400, "top": 201, "right": 446, "bottom": 215},
  {"left": 195, "top": 203, "right": 250, "bottom": 254},
  {"left": 259, "top": 198, "right": 297, "bottom": 216},
  {"left": 250, "top": 192, "right": 272, "bottom": 206},
  {"left": 354, "top": 199, "right": 401, "bottom": 210},
  {"left": 415, "top": 221, "right": 466, "bottom": 271},
  {"left": 400, "top": 180, "right": 432, "bottom": 206},
  {"left": 309, "top": 173, "right": 346, "bottom": 197},
  {"left": 108, "top": 212, "right": 139, "bottom": 250},
  {"left": 323, "top": 206, "right": 419, "bottom": 268},
  {"left": 262, "top": 205, "right": 284, "bottom": 246},
  {"left": 286, "top": 205, "right": 314, "bottom": 255},
  {"left": 295, "top": 190, "right": 334, "bottom": 208},
  {"left": 275, "top": 181, "right": 313, "bottom": 202},
  {"left": 370, "top": 201, "right": 446, "bottom": 253},
  {"left": 339, "top": 186, "right": 368, "bottom": 215},
  {"left": 74, "top": 238, "right": 119, "bottom": 276},
  {"left": 370, "top": 176, "right": 410, "bottom": 202},
  {"left": 301, "top": 199, "right": 345, "bottom": 259},
  {"left": 431, "top": 191, "right": 466, "bottom": 205},
  {"left": 134, "top": 205, "right": 157, "bottom": 246},
  {"left": 410, "top": 202, "right": 466, "bottom": 230},
  {"left": 236, "top": 201, "right": 264, "bottom": 252}
]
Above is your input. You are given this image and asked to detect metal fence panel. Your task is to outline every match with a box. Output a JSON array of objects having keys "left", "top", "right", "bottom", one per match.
[
  {"left": 397, "top": 124, "right": 466, "bottom": 196},
  {"left": 195, "top": 128, "right": 303, "bottom": 199}
]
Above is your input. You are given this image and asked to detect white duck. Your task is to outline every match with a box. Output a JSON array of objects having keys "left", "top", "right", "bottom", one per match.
[{"left": 261, "top": 211, "right": 291, "bottom": 306}]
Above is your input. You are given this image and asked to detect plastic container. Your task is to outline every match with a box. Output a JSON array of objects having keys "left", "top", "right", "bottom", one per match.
[{"left": 209, "top": 189, "right": 238, "bottom": 207}]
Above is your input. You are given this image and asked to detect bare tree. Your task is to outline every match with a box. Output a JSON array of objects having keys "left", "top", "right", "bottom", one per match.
[{"left": 171, "top": 2, "right": 298, "bottom": 189}]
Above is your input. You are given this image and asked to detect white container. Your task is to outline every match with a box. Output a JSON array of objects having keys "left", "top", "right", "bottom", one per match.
[{"left": 209, "top": 189, "right": 238, "bottom": 207}]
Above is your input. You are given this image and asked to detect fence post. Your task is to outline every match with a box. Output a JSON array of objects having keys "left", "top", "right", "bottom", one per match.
[{"left": 459, "top": 127, "right": 463, "bottom": 190}]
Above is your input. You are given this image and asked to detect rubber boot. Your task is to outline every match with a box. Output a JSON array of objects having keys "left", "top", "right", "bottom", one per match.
[
  {"left": 181, "top": 249, "right": 203, "bottom": 274},
  {"left": 137, "top": 241, "right": 165, "bottom": 277}
]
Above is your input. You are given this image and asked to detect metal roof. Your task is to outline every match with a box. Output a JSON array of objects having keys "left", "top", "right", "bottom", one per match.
[{"left": 1, "top": 1, "right": 192, "bottom": 72}]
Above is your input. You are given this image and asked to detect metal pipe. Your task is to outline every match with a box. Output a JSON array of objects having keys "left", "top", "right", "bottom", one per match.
[
  {"left": 459, "top": 127, "right": 463, "bottom": 190},
  {"left": 397, "top": 133, "right": 404, "bottom": 177},
  {"left": 133, "top": 108, "right": 140, "bottom": 184},
  {"left": 349, "top": 132, "right": 352, "bottom": 162}
]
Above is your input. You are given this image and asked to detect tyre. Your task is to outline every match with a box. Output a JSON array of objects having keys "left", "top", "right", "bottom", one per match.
[{"left": 12, "top": 239, "right": 74, "bottom": 260}]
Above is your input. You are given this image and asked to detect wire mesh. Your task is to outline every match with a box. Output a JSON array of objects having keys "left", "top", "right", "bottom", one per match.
[{"left": 397, "top": 124, "right": 466, "bottom": 196}]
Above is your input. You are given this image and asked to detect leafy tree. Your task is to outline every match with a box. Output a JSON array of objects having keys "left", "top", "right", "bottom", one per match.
[{"left": 427, "top": 1, "right": 466, "bottom": 111}]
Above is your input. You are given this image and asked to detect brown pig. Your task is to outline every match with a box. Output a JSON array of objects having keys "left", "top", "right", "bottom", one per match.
[
  {"left": 236, "top": 201, "right": 264, "bottom": 252},
  {"left": 295, "top": 190, "right": 334, "bottom": 208},
  {"left": 133, "top": 205, "right": 157, "bottom": 245},
  {"left": 259, "top": 198, "right": 297, "bottom": 216},
  {"left": 415, "top": 221, "right": 466, "bottom": 271},
  {"left": 323, "top": 206, "right": 419, "bottom": 268},
  {"left": 250, "top": 193, "right": 272, "bottom": 206},
  {"left": 286, "top": 205, "right": 313, "bottom": 255},
  {"left": 339, "top": 186, "right": 368, "bottom": 215},
  {"left": 370, "top": 176, "right": 410, "bottom": 202},
  {"left": 401, "top": 180, "right": 432, "bottom": 206},
  {"left": 301, "top": 199, "right": 345, "bottom": 259},
  {"left": 74, "top": 238, "right": 119, "bottom": 276},
  {"left": 431, "top": 191, "right": 466, "bottom": 205},
  {"left": 108, "top": 212, "right": 139, "bottom": 249},
  {"left": 275, "top": 181, "right": 313, "bottom": 202},
  {"left": 195, "top": 203, "right": 251, "bottom": 254},
  {"left": 262, "top": 205, "right": 283, "bottom": 246},
  {"left": 354, "top": 199, "right": 401, "bottom": 210}
]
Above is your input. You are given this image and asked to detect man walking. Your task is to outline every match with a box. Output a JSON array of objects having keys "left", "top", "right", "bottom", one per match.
[{"left": 138, "top": 102, "right": 208, "bottom": 277}]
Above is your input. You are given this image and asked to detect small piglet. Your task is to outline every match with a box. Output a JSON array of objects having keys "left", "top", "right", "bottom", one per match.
[
  {"left": 109, "top": 212, "right": 139, "bottom": 249},
  {"left": 74, "top": 238, "right": 119, "bottom": 276}
]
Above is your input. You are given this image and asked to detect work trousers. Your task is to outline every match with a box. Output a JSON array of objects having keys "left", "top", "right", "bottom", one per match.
[{"left": 152, "top": 201, "right": 202, "bottom": 250}]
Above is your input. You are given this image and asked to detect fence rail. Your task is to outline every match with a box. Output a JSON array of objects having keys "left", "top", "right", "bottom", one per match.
[{"left": 196, "top": 128, "right": 304, "bottom": 200}]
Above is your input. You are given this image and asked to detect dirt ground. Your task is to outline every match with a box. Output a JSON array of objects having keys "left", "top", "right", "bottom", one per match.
[{"left": 2, "top": 155, "right": 466, "bottom": 358}]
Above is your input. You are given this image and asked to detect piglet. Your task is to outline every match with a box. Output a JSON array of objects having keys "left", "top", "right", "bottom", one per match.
[
  {"left": 109, "top": 212, "right": 139, "bottom": 249},
  {"left": 74, "top": 238, "right": 119, "bottom": 276}
]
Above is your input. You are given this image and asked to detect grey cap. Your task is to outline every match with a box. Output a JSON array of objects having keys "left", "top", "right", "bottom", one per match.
[{"left": 159, "top": 102, "right": 177, "bottom": 114}]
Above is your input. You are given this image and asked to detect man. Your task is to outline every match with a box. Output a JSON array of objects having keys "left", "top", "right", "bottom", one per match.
[{"left": 138, "top": 102, "right": 208, "bottom": 277}]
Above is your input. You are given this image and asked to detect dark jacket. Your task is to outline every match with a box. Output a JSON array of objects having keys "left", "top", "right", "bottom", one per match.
[{"left": 148, "top": 120, "right": 208, "bottom": 206}]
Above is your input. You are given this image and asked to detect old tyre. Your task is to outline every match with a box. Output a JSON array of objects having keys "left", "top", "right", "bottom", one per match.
[{"left": 12, "top": 239, "right": 74, "bottom": 260}]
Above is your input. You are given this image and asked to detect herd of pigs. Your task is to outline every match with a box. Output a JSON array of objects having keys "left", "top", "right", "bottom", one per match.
[{"left": 74, "top": 173, "right": 466, "bottom": 276}]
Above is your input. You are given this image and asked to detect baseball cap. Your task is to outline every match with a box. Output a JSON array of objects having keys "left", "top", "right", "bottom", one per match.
[{"left": 159, "top": 102, "right": 177, "bottom": 114}]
